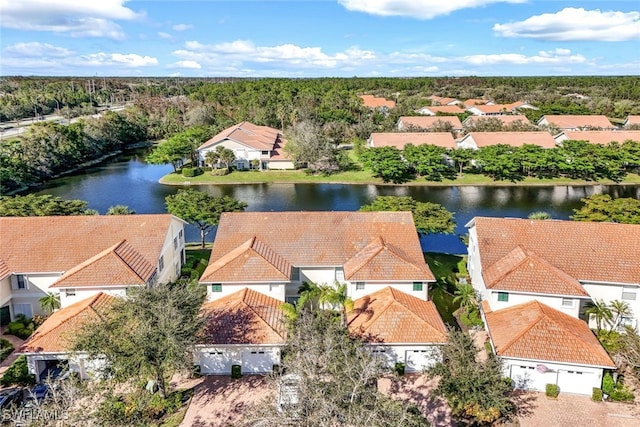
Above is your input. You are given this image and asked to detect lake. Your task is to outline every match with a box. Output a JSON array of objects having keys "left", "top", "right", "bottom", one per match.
[{"left": 33, "top": 149, "right": 640, "bottom": 254}]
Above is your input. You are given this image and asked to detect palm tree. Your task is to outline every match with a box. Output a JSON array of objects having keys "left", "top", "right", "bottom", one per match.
[
  {"left": 453, "top": 283, "right": 478, "bottom": 313},
  {"left": 528, "top": 211, "right": 551, "bottom": 220},
  {"left": 585, "top": 299, "right": 613, "bottom": 332},
  {"left": 609, "top": 300, "right": 632, "bottom": 331},
  {"left": 106, "top": 205, "right": 135, "bottom": 215},
  {"left": 205, "top": 150, "right": 219, "bottom": 169},
  {"left": 322, "top": 282, "right": 354, "bottom": 326},
  {"left": 39, "top": 292, "right": 60, "bottom": 315}
]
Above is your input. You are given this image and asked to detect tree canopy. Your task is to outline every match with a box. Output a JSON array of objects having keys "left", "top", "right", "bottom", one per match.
[
  {"left": 359, "top": 195, "right": 455, "bottom": 234},
  {"left": 0, "top": 194, "right": 96, "bottom": 216},
  {"left": 165, "top": 189, "right": 247, "bottom": 248},
  {"left": 571, "top": 194, "right": 640, "bottom": 224}
]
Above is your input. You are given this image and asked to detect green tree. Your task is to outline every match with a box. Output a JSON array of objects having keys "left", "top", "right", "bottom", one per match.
[
  {"left": 528, "top": 211, "right": 551, "bottom": 220},
  {"left": 39, "top": 292, "right": 61, "bottom": 315},
  {"left": 106, "top": 205, "right": 136, "bottom": 215},
  {"left": 360, "top": 146, "right": 413, "bottom": 183},
  {"left": 609, "top": 300, "right": 632, "bottom": 331},
  {"left": 284, "top": 120, "right": 340, "bottom": 173},
  {"left": 450, "top": 148, "right": 475, "bottom": 176},
  {"left": 214, "top": 145, "right": 236, "bottom": 170},
  {"left": 571, "top": 194, "right": 640, "bottom": 224},
  {"left": 0, "top": 194, "right": 96, "bottom": 216},
  {"left": 475, "top": 144, "right": 523, "bottom": 181},
  {"left": 402, "top": 143, "right": 453, "bottom": 181},
  {"left": 452, "top": 283, "right": 477, "bottom": 312},
  {"left": 204, "top": 150, "right": 219, "bottom": 169},
  {"left": 73, "top": 281, "right": 206, "bottom": 399},
  {"left": 585, "top": 299, "right": 613, "bottom": 333},
  {"left": 146, "top": 133, "right": 198, "bottom": 172},
  {"left": 428, "top": 328, "right": 514, "bottom": 425},
  {"left": 319, "top": 282, "right": 354, "bottom": 326},
  {"left": 359, "top": 195, "right": 455, "bottom": 234},
  {"left": 165, "top": 189, "right": 247, "bottom": 248}
]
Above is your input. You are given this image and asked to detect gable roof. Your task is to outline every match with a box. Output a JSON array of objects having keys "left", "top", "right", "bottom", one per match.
[
  {"left": 348, "top": 287, "right": 447, "bottom": 344},
  {"left": 359, "top": 95, "right": 395, "bottom": 109},
  {"left": 538, "top": 115, "right": 614, "bottom": 129},
  {"left": 0, "top": 215, "right": 177, "bottom": 282},
  {"left": 558, "top": 130, "right": 640, "bottom": 145},
  {"left": 625, "top": 115, "right": 640, "bottom": 127},
  {"left": 200, "top": 288, "right": 285, "bottom": 345},
  {"left": 485, "top": 300, "right": 615, "bottom": 368},
  {"left": 368, "top": 132, "right": 456, "bottom": 150},
  {"left": 197, "top": 121, "right": 283, "bottom": 152},
  {"left": 202, "top": 212, "right": 434, "bottom": 283},
  {"left": 470, "top": 217, "right": 640, "bottom": 285},
  {"left": 463, "top": 115, "right": 531, "bottom": 127},
  {"left": 418, "top": 105, "right": 465, "bottom": 115},
  {"left": 398, "top": 116, "right": 463, "bottom": 130},
  {"left": 463, "top": 98, "right": 491, "bottom": 107},
  {"left": 50, "top": 240, "right": 154, "bottom": 288},
  {"left": 433, "top": 97, "right": 459, "bottom": 106},
  {"left": 20, "top": 293, "right": 115, "bottom": 353},
  {"left": 482, "top": 246, "right": 589, "bottom": 297},
  {"left": 466, "top": 104, "right": 514, "bottom": 115},
  {"left": 459, "top": 132, "right": 557, "bottom": 149}
]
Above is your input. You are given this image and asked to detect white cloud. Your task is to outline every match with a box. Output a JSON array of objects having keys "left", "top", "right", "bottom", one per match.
[
  {"left": 338, "top": 0, "right": 524, "bottom": 20},
  {"left": 168, "top": 60, "right": 202, "bottom": 69},
  {"left": 172, "top": 23, "right": 193, "bottom": 31},
  {"left": 4, "top": 42, "right": 73, "bottom": 58},
  {"left": 0, "top": 0, "right": 140, "bottom": 39},
  {"left": 461, "top": 51, "right": 586, "bottom": 65},
  {"left": 83, "top": 52, "right": 158, "bottom": 67},
  {"left": 158, "top": 32, "right": 173, "bottom": 40},
  {"left": 493, "top": 8, "right": 640, "bottom": 41}
]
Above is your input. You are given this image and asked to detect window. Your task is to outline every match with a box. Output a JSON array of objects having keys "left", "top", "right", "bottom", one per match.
[
  {"left": 355, "top": 282, "right": 365, "bottom": 290},
  {"left": 65, "top": 289, "right": 76, "bottom": 297},
  {"left": 15, "top": 275, "right": 27, "bottom": 290},
  {"left": 211, "top": 284, "right": 222, "bottom": 293},
  {"left": 335, "top": 268, "right": 345, "bottom": 282},
  {"left": 179, "top": 230, "right": 183, "bottom": 243},
  {"left": 261, "top": 150, "right": 270, "bottom": 156},
  {"left": 13, "top": 303, "right": 32, "bottom": 318},
  {"left": 497, "top": 292, "right": 509, "bottom": 302},
  {"left": 561, "top": 298, "right": 574, "bottom": 308},
  {"left": 413, "top": 282, "right": 423, "bottom": 291},
  {"left": 175, "top": 262, "right": 181, "bottom": 276},
  {"left": 158, "top": 256, "right": 165, "bottom": 272},
  {"left": 622, "top": 288, "right": 637, "bottom": 301},
  {"left": 173, "top": 237, "right": 178, "bottom": 250},
  {"left": 291, "top": 267, "right": 300, "bottom": 281}
]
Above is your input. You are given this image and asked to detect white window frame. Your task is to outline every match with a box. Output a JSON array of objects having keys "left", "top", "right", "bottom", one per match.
[
  {"left": 13, "top": 275, "right": 28, "bottom": 290},
  {"left": 291, "top": 267, "right": 300, "bottom": 281},
  {"left": 13, "top": 303, "right": 32, "bottom": 319},
  {"left": 158, "top": 255, "right": 165, "bottom": 272},
  {"left": 335, "top": 268, "right": 345, "bottom": 282},
  {"left": 561, "top": 298, "right": 574, "bottom": 308},
  {"left": 622, "top": 288, "right": 637, "bottom": 301},
  {"left": 355, "top": 282, "right": 365, "bottom": 291},
  {"left": 65, "top": 289, "right": 76, "bottom": 297}
]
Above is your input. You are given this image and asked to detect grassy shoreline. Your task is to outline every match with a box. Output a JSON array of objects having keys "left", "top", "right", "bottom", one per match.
[{"left": 159, "top": 170, "right": 640, "bottom": 187}]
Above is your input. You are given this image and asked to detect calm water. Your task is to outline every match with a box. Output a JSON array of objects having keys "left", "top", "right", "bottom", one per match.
[{"left": 33, "top": 149, "right": 640, "bottom": 254}]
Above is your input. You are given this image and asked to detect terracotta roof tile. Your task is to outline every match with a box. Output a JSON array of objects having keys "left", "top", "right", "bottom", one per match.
[
  {"left": 200, "top": 288, "right": 285, "bottom": 345},
  {"left": 202, "top": 212, "right": 434, "bottom": 283},
  {"left": 482, "top": 246, "right": 589, "bottom": 296},
  {"left": 19, "top": 293, "right": 115, "bottom": 353},
  {"left": 463, "top": 115, "right": 531, "bottom": 127},
  {"left": 463, "top": 99, "right": 490, "bottom": 107},
  {"left": 197, "top": 121, "right": 287, "bottom": 157},
  {"left": 348, "top": 287, "right": 447, "bottom": 344},
  {"left": 561, "top": 131, "right": 640, "bottom": 145},
  {"left": 399, "top": 116, "right": 463, "bottom": 130},
  {"left": 461, "top": 132, "right": 557, "bottom": 148},
  {"left": 471, "top": 217, "right": 640, "bottom": 285},
  {"left": 368, "top": 132, "right": 456, "bottom": 149},
  {"left": 0, "top": 258, "right": 9, "bottom": 281},
  {"left": 359, "top": 95, "right": 396, "bottom": 109},
  {"left": 485, "top": 301, "right": 615, "bottom": 367},
  {"left": 626, "top": 115, "right": 640, "bottom": 126},
  {"left": 419, "top": 105, "right": 465, "bottom": 115},
  {"left": 539, "top": 115, "right": 614, "bottom": 129},
  {"left": 434, "top": 97, "right": 459, "bottom": 106}
]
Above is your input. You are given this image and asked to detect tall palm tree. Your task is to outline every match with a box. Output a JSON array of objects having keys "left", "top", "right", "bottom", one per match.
[
  {"left": 609, "top": 300, "right": 632, "bottom": 331},
  {"left": 322, "top": 282, "right": 354, "bottom": 326},
  {"left": 585, "top": 299, "right": 613, "bottom": 332},
  {"left": 39, "top": 292, "right": 60, "bottom": 315},
  {"left": 205, "top": 150, "right": 219, "bottom": 169},
  {"left": 453, "top": 283, "right": 478, "bottom": 312}
]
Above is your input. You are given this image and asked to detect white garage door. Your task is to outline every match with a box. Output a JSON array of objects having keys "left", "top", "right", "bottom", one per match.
[
  {"left": 405, "top": 349, "right": 432, "bottom": 373},
  {"left": 510, "top": 365, "right": 549, "bottom": 391},
  {"left": 242, "top": 350, "right": 275, "bottom": 374},
  {"left": 557, "top": 369, "right": 595, "bottom": 395},
  {"left": 200, "top": 351, "right": 233, "bottom": 375}
]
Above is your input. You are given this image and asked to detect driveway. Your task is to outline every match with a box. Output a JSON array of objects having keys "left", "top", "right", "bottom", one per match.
[{"left": 180, "top": 375, "right": 274, "bottom": 427}]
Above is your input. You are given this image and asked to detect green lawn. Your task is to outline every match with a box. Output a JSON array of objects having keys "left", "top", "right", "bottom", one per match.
[
  {"left": 182, "top": 247, "right": 212, "bottom": 280},
  {"left": 425, "top": 252, "right": 468, "bottom": 328}
]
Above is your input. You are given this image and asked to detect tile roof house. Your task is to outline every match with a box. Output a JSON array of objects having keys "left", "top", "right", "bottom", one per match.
[
  {"left": 537, "top": 115, "right": 615, "bottom": 131},
  {"left": 624, "top": 115, "right": 640, "bottom": 129},
  {"left": 397, "top": 116, "right": 463, "bottom": 133},
  {"left": 463, "top": 99, "right": 493, "bottom": 107},
  {"left": 416, "top": 105, "right": 465, "bottom": 116},
  {"left": 195, "top": 288, "right": 285, "bottom": 374},
  {"left": 19, "top": 292, "right": 115, "bottom": 382},
  {"left": 359, "top": 94, "right": 396, "bottom": 110},
  {"left": 466, "top": 217, "right": 640, "bottom": 329},
  {"left": 482, "top": 300, "right": 615, "bottom": 395},
  {"left": 197, "top": 121, "right": 294, "bottom": 171},
  {"left": 457, "top": 132, "right": 557, "bottom": 150},
  {"left": 462, "top": 115, "right": 532, "bottom": 129},
  {"left": 554, "top": 130, "right": 640, "bottom": 145},
  {"left": 367, "top": 132, "right": 457, "bottom": 150},
  {"left": 348, "top": 287, "right": 447, "bottom": 372},
  {"left": 466, "top": 102, "right": 538, "bottom": 116},
  {"left": 431, "top": 97, "right": 460, "bottom": 106},
  {"left": 0, "top": 215, "right": 186, "bottom": 318}
]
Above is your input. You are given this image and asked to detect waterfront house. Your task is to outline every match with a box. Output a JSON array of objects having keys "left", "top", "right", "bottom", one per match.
[
  {"left": 457, "top": 132, "right": 557, "bottom": 150},
  {"left": 554, "top": 130, "right": 640, "bottom": 145},
  {"left": 416, "top": 105, "right": 465, "bottom": 116},
  {"left": 462, "top": 115, "right": 532, "bottom": 129},
  {"left": 397, "top": 116, "right": 463, "bottom": 133},
  {"left": 367, "top": 132, "right": 457, "bottom": 150},
  {"left": 624, "top": 115, "right": 640, "bottom": 129},
  {"left": 537, "top": 115, "right": 615, "bottom": 131}
]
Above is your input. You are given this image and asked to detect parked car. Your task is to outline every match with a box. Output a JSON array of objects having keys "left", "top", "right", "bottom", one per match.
[{"left": 0, "top": 388, "right": 24, "bottom": 409}]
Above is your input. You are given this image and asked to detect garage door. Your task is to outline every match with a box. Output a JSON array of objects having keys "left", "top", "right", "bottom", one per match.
[
  {"left": 557, "top": 369, "right": 595, "bottom": 395},
  {"left": 200, "top": 351, "right": 233, "bottom": 375},
  {"left": 405, "top": 350, "right": 432, "bottom": 373},
  {"left": 242, "top": 350, "right": 275, "bottom": 374},
  {"left": 511, "top": 365, "right": 547, "bottom": 391}
]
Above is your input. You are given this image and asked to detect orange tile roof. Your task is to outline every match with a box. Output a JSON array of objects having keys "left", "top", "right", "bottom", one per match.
[
  {"left": 482, "top": 246, "right": 589, "bottom": 296},
  {"left": 200, "top": 288, "right": 285, "bottom": 345},
  {"left": 561, "top": 131, "right": 640, "bottom": 145},
  {"left": 419, "top": 105, "right": 465, "bottom": 115},
  {"left": 0, "top": 259, "right": 9, "bottom": 281},
  {"left": 461, "top": 132, "right": 557, "bottom": 148},
  {"left": 359, "top": 95, "right": 396, "bottom": 109},
  {"left": 0, "top": 215, "right": 176, "bottom": 283},
  {"left": 197, "top": 121, "right": 283, "bottom": 153},
  {"left": 626, "top": 115, "right": 640, "bottom": 126},
  {"left": 399, "top": 116, "right": 462, "bottom": 130},
  {"left": 539, "top": 115, "right": 614, "bottom": 129},
  {"left": 485, "top": 301, "right": 615, "bottom": 367},
  {"left": 463, "top": 98, "right": 490, "bottom": 107},
  {"left": 201, "top": 212, "right": 434, "bottom": 283},
  {"left": 348, "top": 287, "right": 447, "bottom": 344},
  {"left": 50, "top": 240, "right": 153, "bottom": 288},
  {"left": 434, "top": 97, "right": 459, "bottom": 106},
  {"left": 20, "top": 293, "right": 116, "bottom": 353},
  {"left": 463, "top": 115, "right": 531, "bottom": 127},
  {"left": 369, "top": 132, "right": 456, "bottom": 149},
  {"left": 471, "top": 217, "right": 640, "bottom": 285}
]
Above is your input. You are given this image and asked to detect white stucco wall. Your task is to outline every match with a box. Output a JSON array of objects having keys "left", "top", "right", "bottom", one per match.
[
  {"left": 367, "top": 344, "right": 442, "bottom": 373},
  {"left": 583, "top": 282, "right": 639, "bottom": 329},
  {"left": 349, "top": 281, "right": 429, "bottom": 301},
  {"left": 58, "top": 287, "right": 127, "bottom": 308},
  {"left": 267, "top": 161, "right": 294, "bottom": 170},
  {"left": 194, "top": 345, "right": 282, "bottom": 375},
  {"left": 26, "top": 352, "right": 107, "bottom": 382},
  {"left": 155, "top": 217, "right": 186, "bottom": 285},
  {"left": 0, "top": 277, "right": 12, "bottom": 307},
  {"left": 489, "top": 291, "right": 583, "bottom": 318},
  {"left": 457, "top": 136, "right": 478, "bottom": 150},
  {"left": 205, "top": 282, "right": 287, "bottom": 302}
]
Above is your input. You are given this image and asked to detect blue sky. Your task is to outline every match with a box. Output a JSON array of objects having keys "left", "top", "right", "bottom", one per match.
[{"left": 0, "top": 0, "right": 638, "bottom": 77}]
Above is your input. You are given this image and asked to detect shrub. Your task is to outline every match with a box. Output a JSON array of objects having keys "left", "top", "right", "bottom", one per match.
[
  {"left": 0, "top": 338, "right": 14, "bottom": 363},
  {"left": 592, "top": 387, "right": 603, "bottom": 402},
  {"left": 210, "top": 168, "right": 229, "bottom": 176},
  {"left": 602, "top": 372, "right": 615, "bottom": 394},
  {"left": 231, "top": 364, "right": 242, "bottom": 379},
  {"left": 181, "top": 167, "right": 203, "bottom": 177},
  {"left": 394, "top": 362, "right": 405, "bottom": 376},
  {"left": 5, "top": 318, "right": 34, "bottom": 339},
  {"left": 545, "top": 383, "right": 560, "bottom": 398},
  {"left": 0, "top": 355, "right": 36, "bottom": 386}
]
